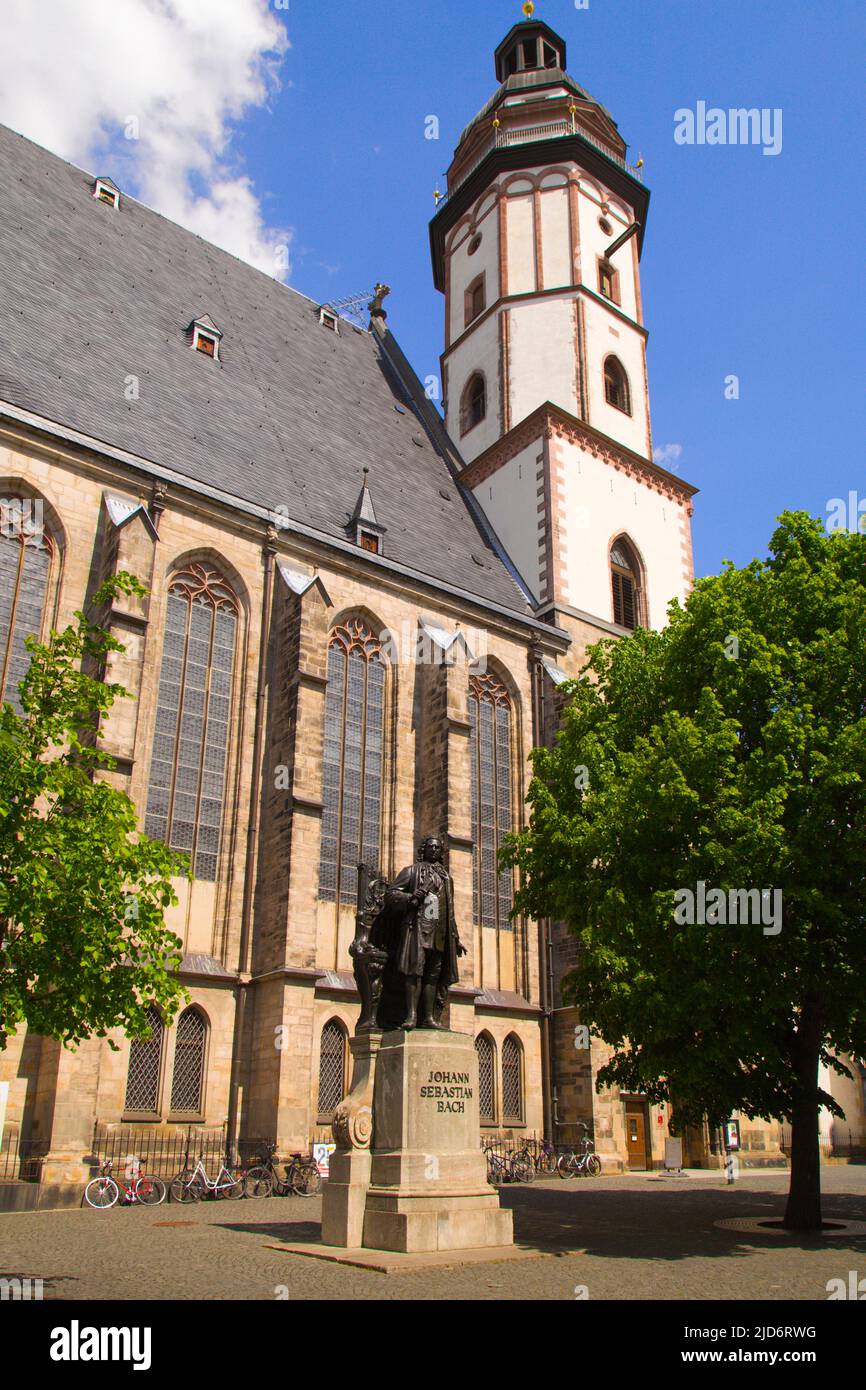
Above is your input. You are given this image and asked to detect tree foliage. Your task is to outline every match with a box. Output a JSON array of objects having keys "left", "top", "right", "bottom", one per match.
[
  {"left": 504, "top": 513, "right": 866, "bottom": 1226},
  {"left": 0, "top": 574, "right": 189, "bottom": 1049}
]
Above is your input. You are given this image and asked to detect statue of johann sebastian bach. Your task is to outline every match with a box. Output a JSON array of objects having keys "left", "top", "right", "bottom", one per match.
[{"left": 384, "top": 835, "right": 466, "bottom": 1030}]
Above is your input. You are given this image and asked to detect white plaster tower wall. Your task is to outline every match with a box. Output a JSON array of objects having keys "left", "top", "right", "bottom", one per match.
[
  {"left": 443, "top": 166, "right": 651, "bottom": 464},
  {"left": 556, "top": 437, "right": 693, "bottom": 627}
]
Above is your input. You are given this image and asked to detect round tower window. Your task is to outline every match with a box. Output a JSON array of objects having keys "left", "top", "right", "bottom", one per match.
[{"left": 468, "top": 233, "right": 482, "bottom": 256}]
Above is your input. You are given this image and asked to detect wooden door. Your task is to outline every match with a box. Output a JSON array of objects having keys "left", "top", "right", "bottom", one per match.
[{"left": 626, "top": 1108, "right": 648, "bottom": 1170}]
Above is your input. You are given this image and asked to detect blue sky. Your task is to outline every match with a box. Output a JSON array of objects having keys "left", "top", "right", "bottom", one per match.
[
  {"left": 247, "top": 0, "right": 865, "bottom": 578},
  {"left": 2, "top": 0, "right": 863, "bottom": 578}
]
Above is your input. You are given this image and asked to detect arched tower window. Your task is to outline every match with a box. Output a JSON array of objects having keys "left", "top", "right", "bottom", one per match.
[
  {"left": 603, "top": 356, "right": 631, "bottom": 415},
  {"left": 124, "top": 1005, "right": 164, "bottom": 1114},
  {"left": 460, "top": 374, "right": 487, "bottom": 435},
  {"left": 0, "top": 521, "right": 54, "bottom": 714},
  {"left": 468, "top": 672, "right": 514, "bottom": 933},
  {"left": 464, "top": 274, "right": 486, "bottom": 327},
  {"left": 475, "top": 1033, "right": 497, "bottom": 1124},
  {"left": 170, "top": 1007, "right": 208, "bottom": 1114},
  {"left": 144, "top": 561, "right": 239, "bottom": 882},
  {"left": 319, "top": 618, "right": 386, "bottom": 905},
  {"left": 610, "top": 537, "right": 643, "bottom": 631},
  {"left": 502, "top": 1034, "right": 524, "bottom": 1123},
  {"left": 317, "top": 1019, "right": 347, "bottom": 1117}
]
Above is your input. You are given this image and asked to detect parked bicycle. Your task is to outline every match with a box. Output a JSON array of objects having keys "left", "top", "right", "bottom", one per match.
[
  {"left": 558, "top": 1133, "right": 602, "bottom": 1178},
  {"left": 483, "top": 1143, "right": 533, "bottom": 1186},
  {"left": 243, "top": 1144, "right": 322, "bottom": 1198},
  {"left": 84, "top": 1159, "right": 167, "bottom": 1209},
  {"left": 514, "top": 1137, "right": 559, "bottom": 1176},
  {"left": 169, "top": 1153, "right": 244, "bottom": 1202}
]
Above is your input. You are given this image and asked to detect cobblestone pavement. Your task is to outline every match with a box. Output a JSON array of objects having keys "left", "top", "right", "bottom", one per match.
[{"left": 2, "top": 1168, "right": 865, "bottom": 1301}]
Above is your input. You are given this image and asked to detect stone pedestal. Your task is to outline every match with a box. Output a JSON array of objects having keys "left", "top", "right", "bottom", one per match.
[
  {"left": 321, "top": 1033, "right": 380, "bottom": 1248},
  {"left": 362, "top": 1029, "right": 513, "bottom": 1253}
]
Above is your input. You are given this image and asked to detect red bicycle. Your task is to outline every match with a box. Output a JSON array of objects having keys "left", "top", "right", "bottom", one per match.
[{"left": 84, "top": 1159, "right": 167, "bottom": 1209}]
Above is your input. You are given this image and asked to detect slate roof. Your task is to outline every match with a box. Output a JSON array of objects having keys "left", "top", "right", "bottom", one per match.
[{"left": 0, "top": 122, "right": 535, "bottom": 619}]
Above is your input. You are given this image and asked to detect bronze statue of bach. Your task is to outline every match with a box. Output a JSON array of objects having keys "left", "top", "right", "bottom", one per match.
[{"left": 379, "top": 835, "right": 466, "bottom": 1030}]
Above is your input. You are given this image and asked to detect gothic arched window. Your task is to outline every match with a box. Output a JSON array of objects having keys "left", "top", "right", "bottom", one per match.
[
  {"left": 460, "top": 374, "right": 487, "bottom": 435},
  {"left": 502, "top": 1034, "right": 524, "bottom": 1123},
  {"left": 124, "top": 1005, "right": 164, "bottom": 1114},
  {"left": 610, "top": 537, "right": 643, "bottom": 631},
  {"left": 603, "top": 355, "right": 631, "bottom": 415},
  {"left": 319, "top": 618, "right": 386, "bottom": 905},
  {"left": 476, "top": 1033, "right": 497, "bottom": 1124},
  {"left": 0, "top": 524, "right": 53, "bottom": 714},
  {"left": 468, "top": 672, "right": 514, "bottom": 932},
  {"left": 317, "top": 1019, "right": 347, "bottom": 1117},
  {"left": 144, "top": 561, "right": 239, "bottom": 882},
  {"left": 170, "top": 1007, "right": 208, "bottom": 1114}
]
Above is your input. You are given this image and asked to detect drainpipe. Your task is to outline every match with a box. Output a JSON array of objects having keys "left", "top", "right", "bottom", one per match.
[
  {"left": 227, "top": 526, "right": 277, "bottom": 1152},
  {"left": 529, "top": 637, "right": 555, "bottom": 1142}
]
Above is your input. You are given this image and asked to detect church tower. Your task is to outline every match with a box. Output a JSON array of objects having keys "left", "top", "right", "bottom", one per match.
[{"left": 430, "top": 8, "right": 696, "bottom": 664}]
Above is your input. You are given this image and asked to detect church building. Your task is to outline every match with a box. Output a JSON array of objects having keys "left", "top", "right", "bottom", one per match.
[{"left": 4, "top": 14, "right": 775, "bottom": 1199}]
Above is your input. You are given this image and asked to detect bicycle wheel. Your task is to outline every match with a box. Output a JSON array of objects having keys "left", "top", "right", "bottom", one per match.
[
  {"left": 244, "top": 1166, "right": 275, "bottom": 1199},
  {"left": 290, "top": 1163, "right": 321, "bottom": 1197},
  {"left": 541, "top": 1148, "right": 558, "bottom": 1175},
  {"left": 134, "top": 1175, "right": 167, "bottom": 1206},
  {"left": 509, "top": 1155, "right": 534, "bottom": 1183},
  {"left": 557, "top": 1153, "right": 572, "bottom": 1178},
  {"left": 170, "top": 1169, "right": 202, "bottom": 1203},
  {"left": 486, "top": 1160, "right": 504, "bottom": 1187},
  {"left": 85, "top": 1176, "right": 120, "bottom": 1209},
  {"left": 217, "top": 1172, "right": 245, "bottom": 1200},
  {"left": 586, "top": 1154, "right": 602, "bottom": 1177}
]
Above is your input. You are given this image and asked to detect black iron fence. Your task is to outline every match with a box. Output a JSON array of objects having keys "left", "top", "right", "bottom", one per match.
[
  {"left": 779, "top": 1125, "right": 866, "bottom": 1162},
  {"left": 480, "top": 1130, "right": 594, "bottom": 1159},
  {"left": 88, "top": 1125, "right": 309, "bottom": 1179},
  {"left": 0, "top": 1128, "right": 47, "bottom": 1183}
]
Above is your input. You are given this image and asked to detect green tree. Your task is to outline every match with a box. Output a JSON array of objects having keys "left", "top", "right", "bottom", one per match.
[
  {"left": 0, "top": 574, "right": 188, "bottom": 1052},
  {"left": 504, "top": 513, "right": 866, "bottom": 1230}
]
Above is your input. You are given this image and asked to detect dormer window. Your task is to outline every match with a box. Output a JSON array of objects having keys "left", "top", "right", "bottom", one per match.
[
  {"left": 359, "top": 531, "right": 380, "bottom": 555},
  {"left": 320, "top": 307, "right": 339, "bottom": 333},
  {"left": 189, "top": 315, "right": 222, "bottom": 360},
  {"left": 92, "top": 177, "right": 120, "bottom": 210}
]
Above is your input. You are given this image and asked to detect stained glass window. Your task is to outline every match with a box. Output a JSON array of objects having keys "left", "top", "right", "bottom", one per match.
[
  {"left": 319, "top": 619, "right": 386, "bottom": 905},
  {"left": 144, "top": 562, "right": 238, "bottom": 881},
  {"left": 476, "top": 1033, "right": 496, "bottom": 1123},
  {"left": 0, "top": 528, "right": 52, "bottom": 714},
  {"left": 502, "top": 1034, "right": 523, "bottom": 1123},
  {"left": 469, "top": 672, "right": 514, "bottom": 931},
  {"left": 170, "top": 1008, "right": 207, "bottom": 1113},
  {"left": 317, "top": 1020, "right": 347, "bottom": 1116},
  {"left": 124, "top": 1005, "right": 164, "bottom": 1113}
]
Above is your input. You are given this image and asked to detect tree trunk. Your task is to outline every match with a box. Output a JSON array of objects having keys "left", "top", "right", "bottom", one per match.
[{"left": 783, "top": 1004, "right": 823, "bottom": 1231}]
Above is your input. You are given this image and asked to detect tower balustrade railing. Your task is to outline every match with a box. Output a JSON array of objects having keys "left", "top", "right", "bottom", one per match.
[{"left": 442, "top": 120, "right": 641, "bottom": 205}]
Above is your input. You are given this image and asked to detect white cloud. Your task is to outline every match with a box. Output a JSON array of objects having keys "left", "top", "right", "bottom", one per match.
[
  {"left": 0, "top": 0, "right": 292, "bottom": 279},
  {"left": 653, "top": 443, "right": 683, "bottom": 466}
]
